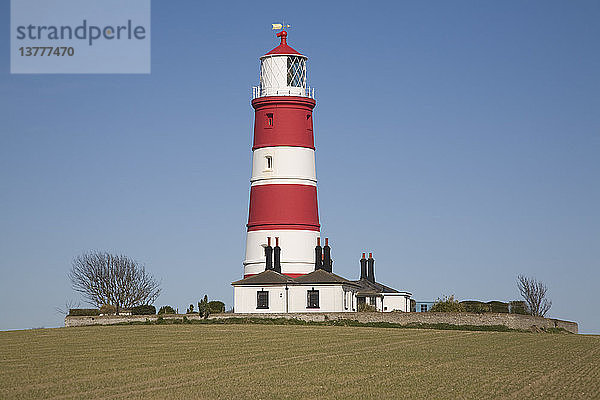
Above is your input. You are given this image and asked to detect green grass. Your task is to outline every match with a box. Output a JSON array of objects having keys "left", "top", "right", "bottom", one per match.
[{"left": 1, "top": 324, "right": 598, "bottom": 399}]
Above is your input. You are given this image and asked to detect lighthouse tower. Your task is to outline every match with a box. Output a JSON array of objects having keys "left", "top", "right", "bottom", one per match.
[{"left": 243, "top": 29, "right": 319, "bottom": 278}]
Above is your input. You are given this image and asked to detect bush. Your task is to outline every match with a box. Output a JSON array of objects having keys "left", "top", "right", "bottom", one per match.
[
  {"left": 158, "top": 305, "right": 176, "bottom": 315},
  {"left": 198, "top": 295, "right": 209, "bottom": 319},
  {"left": 208, "top": 301, "right": 225, "bottom": 313},
  {"left": 131, "top": 305, "right": 156, "bottom": 315},
  {"left": 357, "top": 303, "right": 377, "bottom": 312},
  {"left": 509, "top": 300, "right": 530, "bottom": 315},
  {"left": 68, "top": 308, "right": 100, "bottom": 316},
  {"left": 99, "top": 304, "right": 116, "bottom": 315},
  {"left": 430, "top": 295, "right": 465, "bottom": 312},
  {"left": 487, "top": 301, "right": 509, "bottom": 313},
  {"left": 461, "top": 301, "right": 491, "bottom": 314}
]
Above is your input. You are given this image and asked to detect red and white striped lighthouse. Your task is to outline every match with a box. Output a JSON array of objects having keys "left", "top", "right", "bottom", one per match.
[{"left": 243, "top": 29, "right": 319, "bottom": 278}]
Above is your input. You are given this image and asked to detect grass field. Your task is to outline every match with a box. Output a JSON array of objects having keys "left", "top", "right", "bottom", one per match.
[{"left": 1, "top": 324, "right": 599, "bottom": 399}]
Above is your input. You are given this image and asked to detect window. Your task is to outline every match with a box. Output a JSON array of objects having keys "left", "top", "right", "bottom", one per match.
[
  {"left": 369, "top": 296, "right": 377, "bottom": 306},
  {"left": 257, "top": 291, "right": 269, "bottom": 309},
  {"left": 307, "top": 289, "right": 319, "bottom": 308},
  {"left": 287, "top": 56, "right": 305, "bottom": 87},
  {"left": 265, "top": 155, "right": 273, "bottom": 170},
  {"left": 266, "top": 113, "right": 273, "bottom": 127},
  {"left": 420, "top": 304, "right": 428, "bottom": 312},
  {"left": 306, "top": 114, "right": 312, "bottom": 131}
]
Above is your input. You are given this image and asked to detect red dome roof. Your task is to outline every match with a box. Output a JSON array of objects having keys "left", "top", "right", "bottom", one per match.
[{"left": 264, "top": 30, "right": 303, "bottom": 56}]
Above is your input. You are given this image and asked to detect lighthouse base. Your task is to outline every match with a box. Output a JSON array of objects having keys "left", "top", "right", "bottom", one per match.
[{"left": 243, "top": 229, "right": 319, "bottom": 277}]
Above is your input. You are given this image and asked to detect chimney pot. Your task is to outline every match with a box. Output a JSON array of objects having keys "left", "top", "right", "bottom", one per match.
[
  {"left": 367, "top": 253, "right": 375, "bottom": 282},
  {"left": 275, "top": 237, "right": 279, "bottom": 246},
  {"left": 317, "top": 237, "right": 320, "bottom": 246},
  {"left": 325, "top": 238, "right": 329, "bottom": 246},
  {"left": 267, "top": 237, "right": 271, "bottom": 246}
]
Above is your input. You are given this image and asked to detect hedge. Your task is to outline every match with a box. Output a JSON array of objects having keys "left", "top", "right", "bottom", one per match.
[
  {"left": 131, "top": 305, "right": 156, "bottom": 315},
  {"left": 158, "top": 305, "right": 176, "bottom": 315},
  {"left": 69, "top": 308, "right": 100, "bottom": 316},
  {"left": 208, "top": 301, "right": 225, "bottom": 313}
]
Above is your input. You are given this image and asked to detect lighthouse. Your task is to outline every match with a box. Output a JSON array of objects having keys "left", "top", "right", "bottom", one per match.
[
  {"left": 232, "top": 28, "right": 412, "bottom": 313},
  {"left": 243, "top": 29, "right": 319, "bottom": 278}
]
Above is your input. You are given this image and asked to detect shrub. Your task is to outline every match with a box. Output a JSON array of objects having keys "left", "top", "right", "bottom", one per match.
[
  {"left": 68, "top": 308, "right": 100, "bottom": 316},
  {"left": 198, "top": 295, "right": 209, "bottom": 319},
  {"left": 208, "top": 301, "right": 225, "bottom": 313},
  {"left": 99, "top": 304, "right": 117, "bottom": 315},
  {"left": 461, "top": 301, "right": 491, "bottom": 314},
  {"left": 509, "top": 300, "right": 530, "bottom": 315},
  {"left": 487, "top": 301, "right": 509, "bottom": 313},
  {"left": 358, "top": 303, "right": 377, "bottom": 312},
  {"left": 156, "top": 315, "right": 164, "bottom": 324},
  {"left": 131, "top": 305, "right": 156, "bottom": 315},
  {"left": 186, "top": 304, "right": 195, "bottom": 314},
  {"left": 158, "top": 305, "right": 176, "bottom": 315},
  {"left": 430, "top": 295, "right": 465, "bottom": 312}
]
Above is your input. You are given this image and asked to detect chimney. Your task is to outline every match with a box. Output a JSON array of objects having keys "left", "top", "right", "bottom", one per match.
[
  {"left": 264, "top": 237, "right": 273, "bottom": 271},
  {"left": 314, "top": 237, "right": 322, "bottom": 270},
  {"left": 360, "top": 253, "right": 367, "bottom": 280},
  {"left": 323, "top": 238, "right": 332, "bottom": 273},
  {"left": 367, "top": 252, "right": 375, "bottom": 282},
  {"left": 273, "top": 237, "right": 281, "bottom": 273}
]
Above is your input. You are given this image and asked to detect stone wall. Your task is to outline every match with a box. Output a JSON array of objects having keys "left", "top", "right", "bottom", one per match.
[
  {"left": 64, "top": 314, "right": 203, "bottom": 327},
  {"left": 211, "top": 312, "right": 578, "bottom": 333},
  {"left": 65, "top": 312, "right": 578, "bottom": 333}
]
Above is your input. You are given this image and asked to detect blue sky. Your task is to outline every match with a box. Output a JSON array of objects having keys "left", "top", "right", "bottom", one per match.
[{"left": 1, "top": 1, "right": 599, "bottom": 333}]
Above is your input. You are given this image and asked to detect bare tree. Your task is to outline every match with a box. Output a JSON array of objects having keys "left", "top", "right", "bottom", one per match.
[
  {"left": 55, "top": 299, "right": 80, "bottom": 316},
  {"left": 69, "top": 251, "right": 161, "bottom": 313},
  {"left": 517, "top": 275, "right": 552, "bottom": 317}
]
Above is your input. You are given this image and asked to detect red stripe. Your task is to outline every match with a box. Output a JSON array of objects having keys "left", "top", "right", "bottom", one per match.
[
  {"left": 244, "top": 273, "right": 307, "bottom": 279},
  {"left": 247, "top": 184, "right": 320, "bottom": 231},
  {"left": 248, "top": 224, "right": 319, "bottom": 232},
  {"left": 252, "top": 96, "right": 316, "bottom": 150}
]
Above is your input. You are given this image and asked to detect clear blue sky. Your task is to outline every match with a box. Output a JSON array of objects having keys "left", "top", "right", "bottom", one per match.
[{"left": 1, "top": 1, "right": 599, "bottom": 333}]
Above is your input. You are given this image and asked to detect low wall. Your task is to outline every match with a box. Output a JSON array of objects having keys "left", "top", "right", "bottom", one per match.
[
  {"left": 64, "top": 314, "right": 203, "bottom": 327},
  {"left": 65, "top": 312, "right": 578, "bottom": 333},
  {"left": 212, "top": 312, "right": 578, "bottom": 334}
]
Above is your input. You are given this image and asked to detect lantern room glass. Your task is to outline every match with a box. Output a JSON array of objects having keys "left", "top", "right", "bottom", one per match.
[{"left": 287, "top": 56, "right": 306, "bottom": 88}]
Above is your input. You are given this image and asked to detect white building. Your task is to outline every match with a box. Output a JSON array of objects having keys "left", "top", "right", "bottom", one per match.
[{"left": 232, "top": 253, "right": 411, "bottom": 314}]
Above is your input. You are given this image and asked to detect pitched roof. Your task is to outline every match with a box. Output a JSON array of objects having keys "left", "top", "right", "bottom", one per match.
[
  {"left": 294, "top": 269, "right": 361, "bottom": 287},
  {"left": 353, "top": 278, "right": 401, "bottom": 294},
  {"left": 231, "top": 269, "right": 361, "bottom": 287},
  {"left": 263, "top": 30, "right": 303, "bottom": 57},
  {"left": 231, "top": 270, "right": 295, "bottom": 286}
]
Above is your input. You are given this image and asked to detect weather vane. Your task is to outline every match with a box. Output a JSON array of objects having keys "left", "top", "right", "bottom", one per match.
[{"left": 272, "top": 22, "right": 291, "bottom": 31}]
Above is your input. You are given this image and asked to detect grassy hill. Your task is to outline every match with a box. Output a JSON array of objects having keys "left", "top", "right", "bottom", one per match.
[{"left": 1, "top": 324, "right": 598, "bottom": 399}]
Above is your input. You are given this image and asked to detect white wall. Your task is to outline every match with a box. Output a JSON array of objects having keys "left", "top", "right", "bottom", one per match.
[
  {"left": 251, "top": 147, "right": 316, "bottom": 186},
  {"left": 234, "top": 285, "right": 287, "bottom": 313},
  {"left": 234, "top": 284, "right": 357, "bottom": 313},
  {"left": 382, "top": 294, "right": 411, "bottom": 312},
  {"left": 244, "top": 229, "right": 319, "bottom": 276}
]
